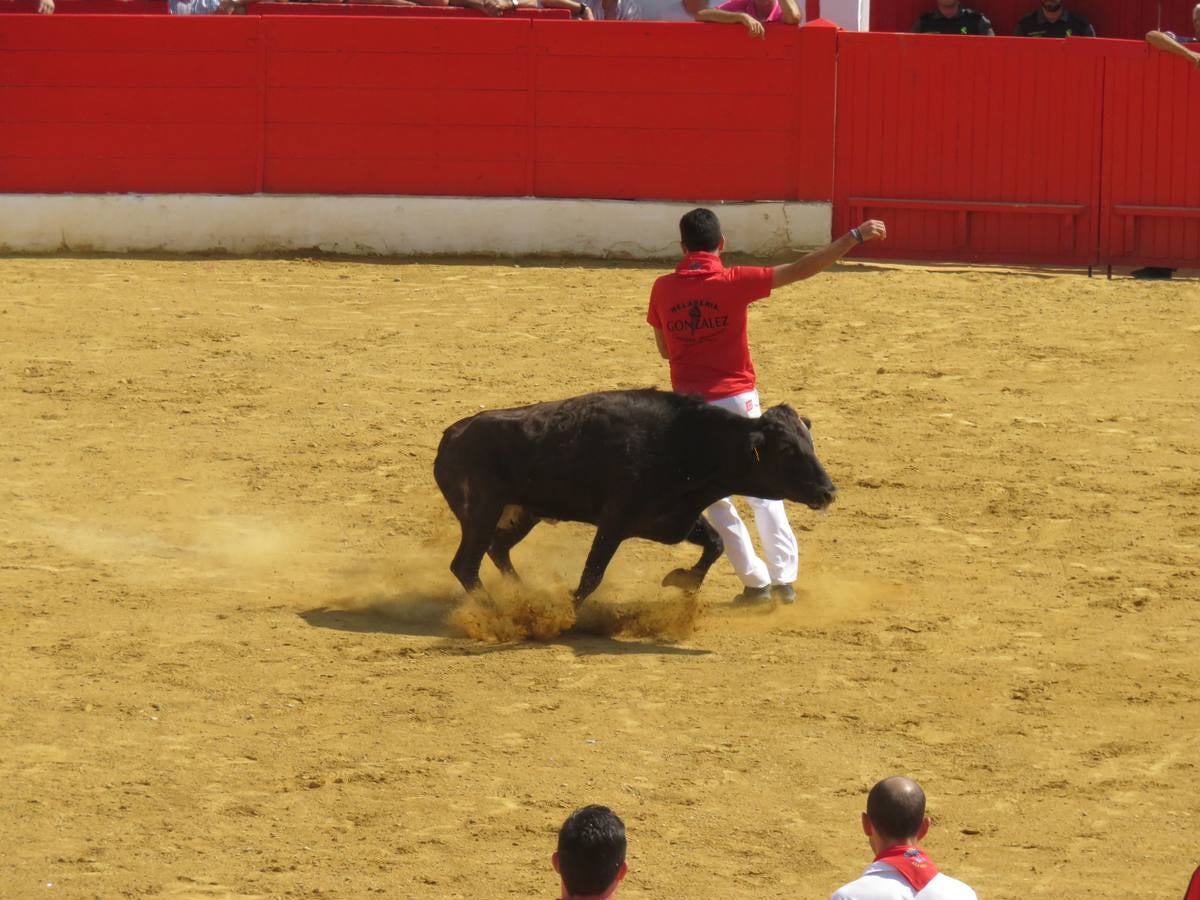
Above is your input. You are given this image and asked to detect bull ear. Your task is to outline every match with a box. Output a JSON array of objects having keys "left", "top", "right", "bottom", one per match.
[{"left": 801, "top": 415, "right": 812, "bottom": 430}]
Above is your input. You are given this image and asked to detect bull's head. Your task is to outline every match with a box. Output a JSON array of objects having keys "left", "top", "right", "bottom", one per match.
[{"left": 746, "top": 405, "right": 837, "bottom": 510}]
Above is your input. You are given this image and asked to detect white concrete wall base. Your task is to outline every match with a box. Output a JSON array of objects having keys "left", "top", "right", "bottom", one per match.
[{"left": 0, "top": 194, "right": 832, "bottom": 260}]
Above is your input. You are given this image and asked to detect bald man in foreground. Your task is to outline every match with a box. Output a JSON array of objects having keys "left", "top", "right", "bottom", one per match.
[{"left": 831, "top": 776, "right": 977, "bottom": 900}]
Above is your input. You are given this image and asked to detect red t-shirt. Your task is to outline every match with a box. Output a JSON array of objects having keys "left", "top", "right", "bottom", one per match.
[{"left": 646, "top": 251, "right": 773, "bottom": 400}]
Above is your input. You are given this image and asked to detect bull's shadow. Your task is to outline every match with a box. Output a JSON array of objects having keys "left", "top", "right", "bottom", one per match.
[{"left": 298, "top": 591, "right": 712, "bottom": 658}]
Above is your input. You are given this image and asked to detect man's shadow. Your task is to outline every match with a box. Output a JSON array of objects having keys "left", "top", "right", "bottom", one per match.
[{"left": 298, "top": 590, "right": 712, "bottom": 658}]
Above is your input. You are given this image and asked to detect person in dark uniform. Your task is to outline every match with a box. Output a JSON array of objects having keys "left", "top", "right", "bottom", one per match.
[
  {"left": 1015, "top": 1, "right": 1095, "bottom": 37},
  {"left": 913, "top": 2, "right": 994, "bottom": 35}
]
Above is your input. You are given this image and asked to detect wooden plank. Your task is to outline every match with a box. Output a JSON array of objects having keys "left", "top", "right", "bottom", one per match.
[
  {"left": 268, "top": 51, "right": 530, "bottom": 89},
  {"left": 0, "top": 156, "right": 257, "bottom": 193},
  {"left": 0, "top": 122, "right": 256, "bottom": 159},
  {"left": 268, "top": 87, "right": 531, "bottom": 126},
  {"left": 0, "top": 50, "right": 258, "bottom": 87},
  {"left": 265, "top": 123, "right": 527, "bottom": 160},
  {"left": 0, "top": 86, "right": 258, "bottom": 123},
  {"left": 0, "top": 15, "right": 257, "bottom": 51},
  {"left": 263, "top": 157, "right": 526, "bottom": 194}
]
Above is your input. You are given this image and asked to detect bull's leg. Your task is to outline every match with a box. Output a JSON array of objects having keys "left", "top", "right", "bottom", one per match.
[
  {"left": 487, "top": 506, "right": 539, "bottom": 579},
  {"left": 449, "top": 501, "right": 504, "bottom": 595},
  {"left": 572, "top": 528, "right": 624, "bottom": 607},
  {"left": 661, "top": 516, "right": 724, "bottom": 594}
]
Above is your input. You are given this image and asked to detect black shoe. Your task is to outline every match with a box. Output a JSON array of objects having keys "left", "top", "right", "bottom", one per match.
[
  {"left": 732, "top": 585, "right": 771, "bottom": 605},
  {"left": 771, "top": 583, "right": 796, "bottom": 604},
  {"left": 1131, "top": 267, "right": 1175, "bottom": 280}
]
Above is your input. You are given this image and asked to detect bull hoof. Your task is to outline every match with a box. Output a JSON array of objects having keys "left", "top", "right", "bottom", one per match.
[{"left": 661, "top": 568, "right": 703, "bottom": 594}]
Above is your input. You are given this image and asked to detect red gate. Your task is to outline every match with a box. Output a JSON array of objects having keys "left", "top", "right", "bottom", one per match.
[{"left": 832, "top": 31, "right": 1105, "bottom": 266}]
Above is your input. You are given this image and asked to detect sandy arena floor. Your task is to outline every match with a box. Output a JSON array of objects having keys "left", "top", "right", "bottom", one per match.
[{"left": 1, "top": 254, "right": 1198, "bottom": 899}]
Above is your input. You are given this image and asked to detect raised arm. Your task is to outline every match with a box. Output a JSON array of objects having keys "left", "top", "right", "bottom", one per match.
[
  {"left": 695, "top": 7, "right": 765, "bottom": 37},
  {"left": 1146, "top": 31, "right": 1200, "bottom": 68},
  {"left": 775, "top": 0, "right": 799, "bottom": 25},
  {"left": 770, "top": 220, "right": 886, "bottom": 289},
  {"left": 540, "top": 0, "right": 595, "bottom": 17}
]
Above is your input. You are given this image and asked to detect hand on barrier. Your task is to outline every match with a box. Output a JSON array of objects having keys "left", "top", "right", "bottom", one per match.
[
  {"left": 740, "top": 13, "right": 764, "bottom": 38},
  {"left": 38, "top": 0, "right": 55, "bottom": 11}
]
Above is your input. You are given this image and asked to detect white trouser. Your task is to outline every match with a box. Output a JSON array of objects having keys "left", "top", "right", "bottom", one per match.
[{"left": 704, "top": 389, "right": 799, "bottom": 588}]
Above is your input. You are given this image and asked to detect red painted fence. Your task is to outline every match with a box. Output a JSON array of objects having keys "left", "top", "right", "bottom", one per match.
[
  {"left": 831, "top": 31, "right": 1199, "bottom": 269},
  {"left": 0, "top": 14, "right": 1196, "bottom": 269},
  {"left": 833, "top": 33, "right": 1107, "bottom": 266},
  {"left": 1100, "top": 39, "right": 1200, "bottom": 267},
  {"left": 0, "top": 14, "right": 833, "bottom": 201}
]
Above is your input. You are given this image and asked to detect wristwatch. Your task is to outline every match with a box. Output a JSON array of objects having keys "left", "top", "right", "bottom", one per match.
[{"left": 851, "top": 227, "right": 864, "bottom": 243}]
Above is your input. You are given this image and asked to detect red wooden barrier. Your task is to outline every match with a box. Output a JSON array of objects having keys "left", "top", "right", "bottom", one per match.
[
  {"left": 832, "top": 32, "right": 1105, "bottom": 266},
  {"left": 1099, "top": 41, "right": 1200, "bottom": 269},
  {"left": 0, "top": 15, "right": 260, "bottom": 192},
  {"left": 263, "top": 16, "right": 533, "bottom": 195},
  {"left": 529, "top": 20, "right": 831, "bottom": 201},
  {"left": 868, "top": 0, "right": 1157, "bottom": 40}
]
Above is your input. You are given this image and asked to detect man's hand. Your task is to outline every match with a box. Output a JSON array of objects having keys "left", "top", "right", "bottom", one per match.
[
  {"left": 38, "top": 0, "right": 54, "bottom": 12},
  {"left": 740, "top": 13, "right": 765, "bottom": 38},
  {"left": 856, "top": 220, "right": 887, "bottom": 243},
  {"left": 771, "top": 218, "right": 890, "bottom": 288}
]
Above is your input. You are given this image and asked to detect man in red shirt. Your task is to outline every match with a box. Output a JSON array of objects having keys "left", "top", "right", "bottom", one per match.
[{"left": 647, "top": 208, "right": 886, "bottom": 603}]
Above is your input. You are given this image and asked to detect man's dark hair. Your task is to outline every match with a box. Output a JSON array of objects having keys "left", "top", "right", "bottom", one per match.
[
  {"left": 557, "top": 805, "right": 626, "bottom": 896},
  {"left": 866, "top": 776, "right": 926, "bottom": 841},
  {"left": 679, "top": 208, "right": 722, "bottom": 253}
]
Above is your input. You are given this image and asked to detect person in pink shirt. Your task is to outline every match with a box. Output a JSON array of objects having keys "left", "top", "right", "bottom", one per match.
[{"left": 697, "top": 0, "right": 799, "bottom": 38}]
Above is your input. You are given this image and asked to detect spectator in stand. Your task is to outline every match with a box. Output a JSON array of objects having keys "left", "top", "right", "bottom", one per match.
[
  {"left": 613, "top": 0, "right": 705, "bottom": 20},
  {"left": 1146, "top": 3, "right": 1200, "bottom": 68},
  {"left": 912, "top": 2, "right": 993, "bottom": 35},
  {"left": 696, "top": 0, "right": 799, "bottom": 39},
  {"left": 168, "top": 0, "right": 261, "bottom": 12},
  {"left": 1015, "top": 0, "right": 1094, "bottom": 37},
  {"left": 831, "top": 776, "right": 977, "bottom": 900},
  {"left": 553, "top": 805, "right": 628, "bottom": 900},
  {"left": 451, "top": 0, "right": 593, "bottom": 16},
  {"left": 284, "top": 0, "right": 431, "bottom": 8}
]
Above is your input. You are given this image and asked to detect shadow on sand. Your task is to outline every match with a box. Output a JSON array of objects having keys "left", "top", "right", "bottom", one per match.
[{"left": 298, "top": 590, "right": 712, "bottom": 658}]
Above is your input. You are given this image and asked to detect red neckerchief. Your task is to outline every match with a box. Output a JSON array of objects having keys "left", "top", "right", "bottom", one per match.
[{"left": 874, "top": 845, "right": 940, "bottom": 892}]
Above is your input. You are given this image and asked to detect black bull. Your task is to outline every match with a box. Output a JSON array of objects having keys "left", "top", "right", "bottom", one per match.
[{"left": 433, "top": 388, "right": 837, "bottom": 605}]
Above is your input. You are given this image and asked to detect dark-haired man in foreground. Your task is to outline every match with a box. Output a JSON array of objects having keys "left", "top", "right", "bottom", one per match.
[
  {"left": 647, "top": 208, "right": 885, "bottom": 604},
  {"left": 831, "top": 776, "right": 977, "bottom": 900},
  {"left": 553, "top": 805, "right": 628, "bottom": 899}
]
